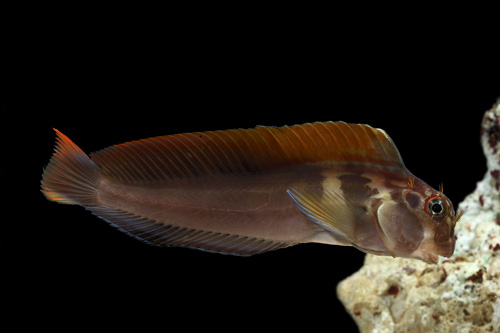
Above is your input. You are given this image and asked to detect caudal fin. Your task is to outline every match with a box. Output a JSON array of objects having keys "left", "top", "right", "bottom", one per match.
[{"left": 41, "top": 129, "right": 101, "bottom": 205}]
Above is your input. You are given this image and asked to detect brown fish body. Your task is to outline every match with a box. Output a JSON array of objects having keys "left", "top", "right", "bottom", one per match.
[
  {"left": 42, "top": 122, "right": 459, "bottom": 262},
  {"left": 94, "top": 164, "right": 399, "bottom": 247},
  {"left": 96, "top": 167, "right": 324, "bottom": 247}
]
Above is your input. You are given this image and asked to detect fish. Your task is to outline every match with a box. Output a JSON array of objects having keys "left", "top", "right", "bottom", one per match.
[{"left": 41, "top": 122, "right": 461, "bottom": 263}]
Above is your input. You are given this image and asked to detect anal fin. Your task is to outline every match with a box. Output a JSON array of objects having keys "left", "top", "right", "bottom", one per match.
[{"left": 86, "top": 206, "right": 290, "bottom": 256}]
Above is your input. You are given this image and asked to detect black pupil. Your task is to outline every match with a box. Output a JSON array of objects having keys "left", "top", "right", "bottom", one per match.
[{"left": 431, "top": 203, "right": 443, "bottom": 214}]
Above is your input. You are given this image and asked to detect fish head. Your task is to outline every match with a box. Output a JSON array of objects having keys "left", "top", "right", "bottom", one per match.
[{"left": 376, "top": 181, "right": 458, "bottom": 264}]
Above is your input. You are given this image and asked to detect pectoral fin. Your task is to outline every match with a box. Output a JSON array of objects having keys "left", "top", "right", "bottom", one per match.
[{"left": 287, "top": 187, "right": 365, "bottom": 243}]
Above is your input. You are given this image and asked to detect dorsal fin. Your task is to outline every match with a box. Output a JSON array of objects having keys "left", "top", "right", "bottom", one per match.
[{"left": 90, "top": 122, "right": 406, "bottom": 184}]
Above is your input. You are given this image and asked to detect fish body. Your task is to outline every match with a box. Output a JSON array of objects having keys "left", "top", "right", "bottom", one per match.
[{"left": 42, "top": 122, "right": 459, "bottom": 263}]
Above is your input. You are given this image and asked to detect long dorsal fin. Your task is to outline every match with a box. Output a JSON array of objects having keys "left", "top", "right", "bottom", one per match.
[{"left": 90, "top": 122, "right": 406, "bottom": 184}]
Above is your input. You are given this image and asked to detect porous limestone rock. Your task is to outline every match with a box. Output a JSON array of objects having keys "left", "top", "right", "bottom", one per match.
[{"left": 337, "top": 100, "right": 500, "bottom": 333}]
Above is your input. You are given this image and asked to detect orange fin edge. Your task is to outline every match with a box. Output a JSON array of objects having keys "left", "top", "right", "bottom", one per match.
[{"left": 41, "top": 129, "right": 101, "bottom": 205}]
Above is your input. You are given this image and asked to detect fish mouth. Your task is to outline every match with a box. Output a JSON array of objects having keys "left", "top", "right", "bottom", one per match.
[
  {"left": 410, "top": 248, "right": 439, "bottom": 264},
  {"left": 413, "top": 236, "right": 455, "bottom": 264},
  {"left": 422, "top": 253, "right": 439, "bottom": 264},
  {"left": 422, "top": 238, "right": 455, "bottom": 264}
]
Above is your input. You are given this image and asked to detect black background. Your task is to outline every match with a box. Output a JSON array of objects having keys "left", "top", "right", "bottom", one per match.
[{"left": 2, "top": 12, "right": 500, "bottom": 331}]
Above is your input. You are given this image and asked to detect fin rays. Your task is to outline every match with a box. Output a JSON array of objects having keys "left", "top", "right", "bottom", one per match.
[
  {"left": 287, "top": 187, "right": 365, "bottom": 242},
  {"left": 89, "top": 122, "right": 406, "bottom": 184},
  {"left": 87, "top": 206, "right": 290, "bottom": 256}
]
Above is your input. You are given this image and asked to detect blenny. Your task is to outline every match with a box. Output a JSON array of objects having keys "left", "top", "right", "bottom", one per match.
[{"left": 41, "top": 122, "right": 461, "bottom": 263}]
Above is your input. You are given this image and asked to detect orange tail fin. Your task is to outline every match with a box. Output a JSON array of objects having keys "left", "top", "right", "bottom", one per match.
[{"left": 41, "top": 129, "right": 101, "bottom": 205}]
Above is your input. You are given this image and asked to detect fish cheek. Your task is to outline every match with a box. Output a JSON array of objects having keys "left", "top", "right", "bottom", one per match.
[
  {"left": 378, "top": 203, "right": 424, "bottom": 255},
  {"left": 397, "top": 209, "right": 425, "bottom": 251}
]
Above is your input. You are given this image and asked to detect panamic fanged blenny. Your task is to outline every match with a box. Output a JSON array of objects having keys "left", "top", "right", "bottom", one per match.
[{"left": 41, "top": 122, "right": 462, "bottom": 263}]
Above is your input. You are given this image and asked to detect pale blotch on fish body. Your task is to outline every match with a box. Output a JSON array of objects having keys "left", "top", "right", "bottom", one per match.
[{"left": 41, "top": 122, "right": 460, "bottom": 263}]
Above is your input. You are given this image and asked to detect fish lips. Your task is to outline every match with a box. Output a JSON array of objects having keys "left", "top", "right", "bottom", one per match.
[
  {"left": 423, "top": 237, "right": 456, "bottom": 263},
  {"left": 414, "top": 235, "right": 456, "bottom": 264}
]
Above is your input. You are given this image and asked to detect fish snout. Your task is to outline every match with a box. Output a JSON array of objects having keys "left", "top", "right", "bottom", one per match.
[{"left": 434, "top": 236, "right": 456, "bottom": 258}]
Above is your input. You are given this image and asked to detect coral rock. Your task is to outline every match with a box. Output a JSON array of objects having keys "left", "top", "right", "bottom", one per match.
[{"left": 337, "top": 100, "right": 500, "bottom": 332}]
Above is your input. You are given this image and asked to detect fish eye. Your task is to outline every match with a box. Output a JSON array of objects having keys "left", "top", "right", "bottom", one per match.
[{"left": 425, "top": 198, "right": 446, "bottom": 217}]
